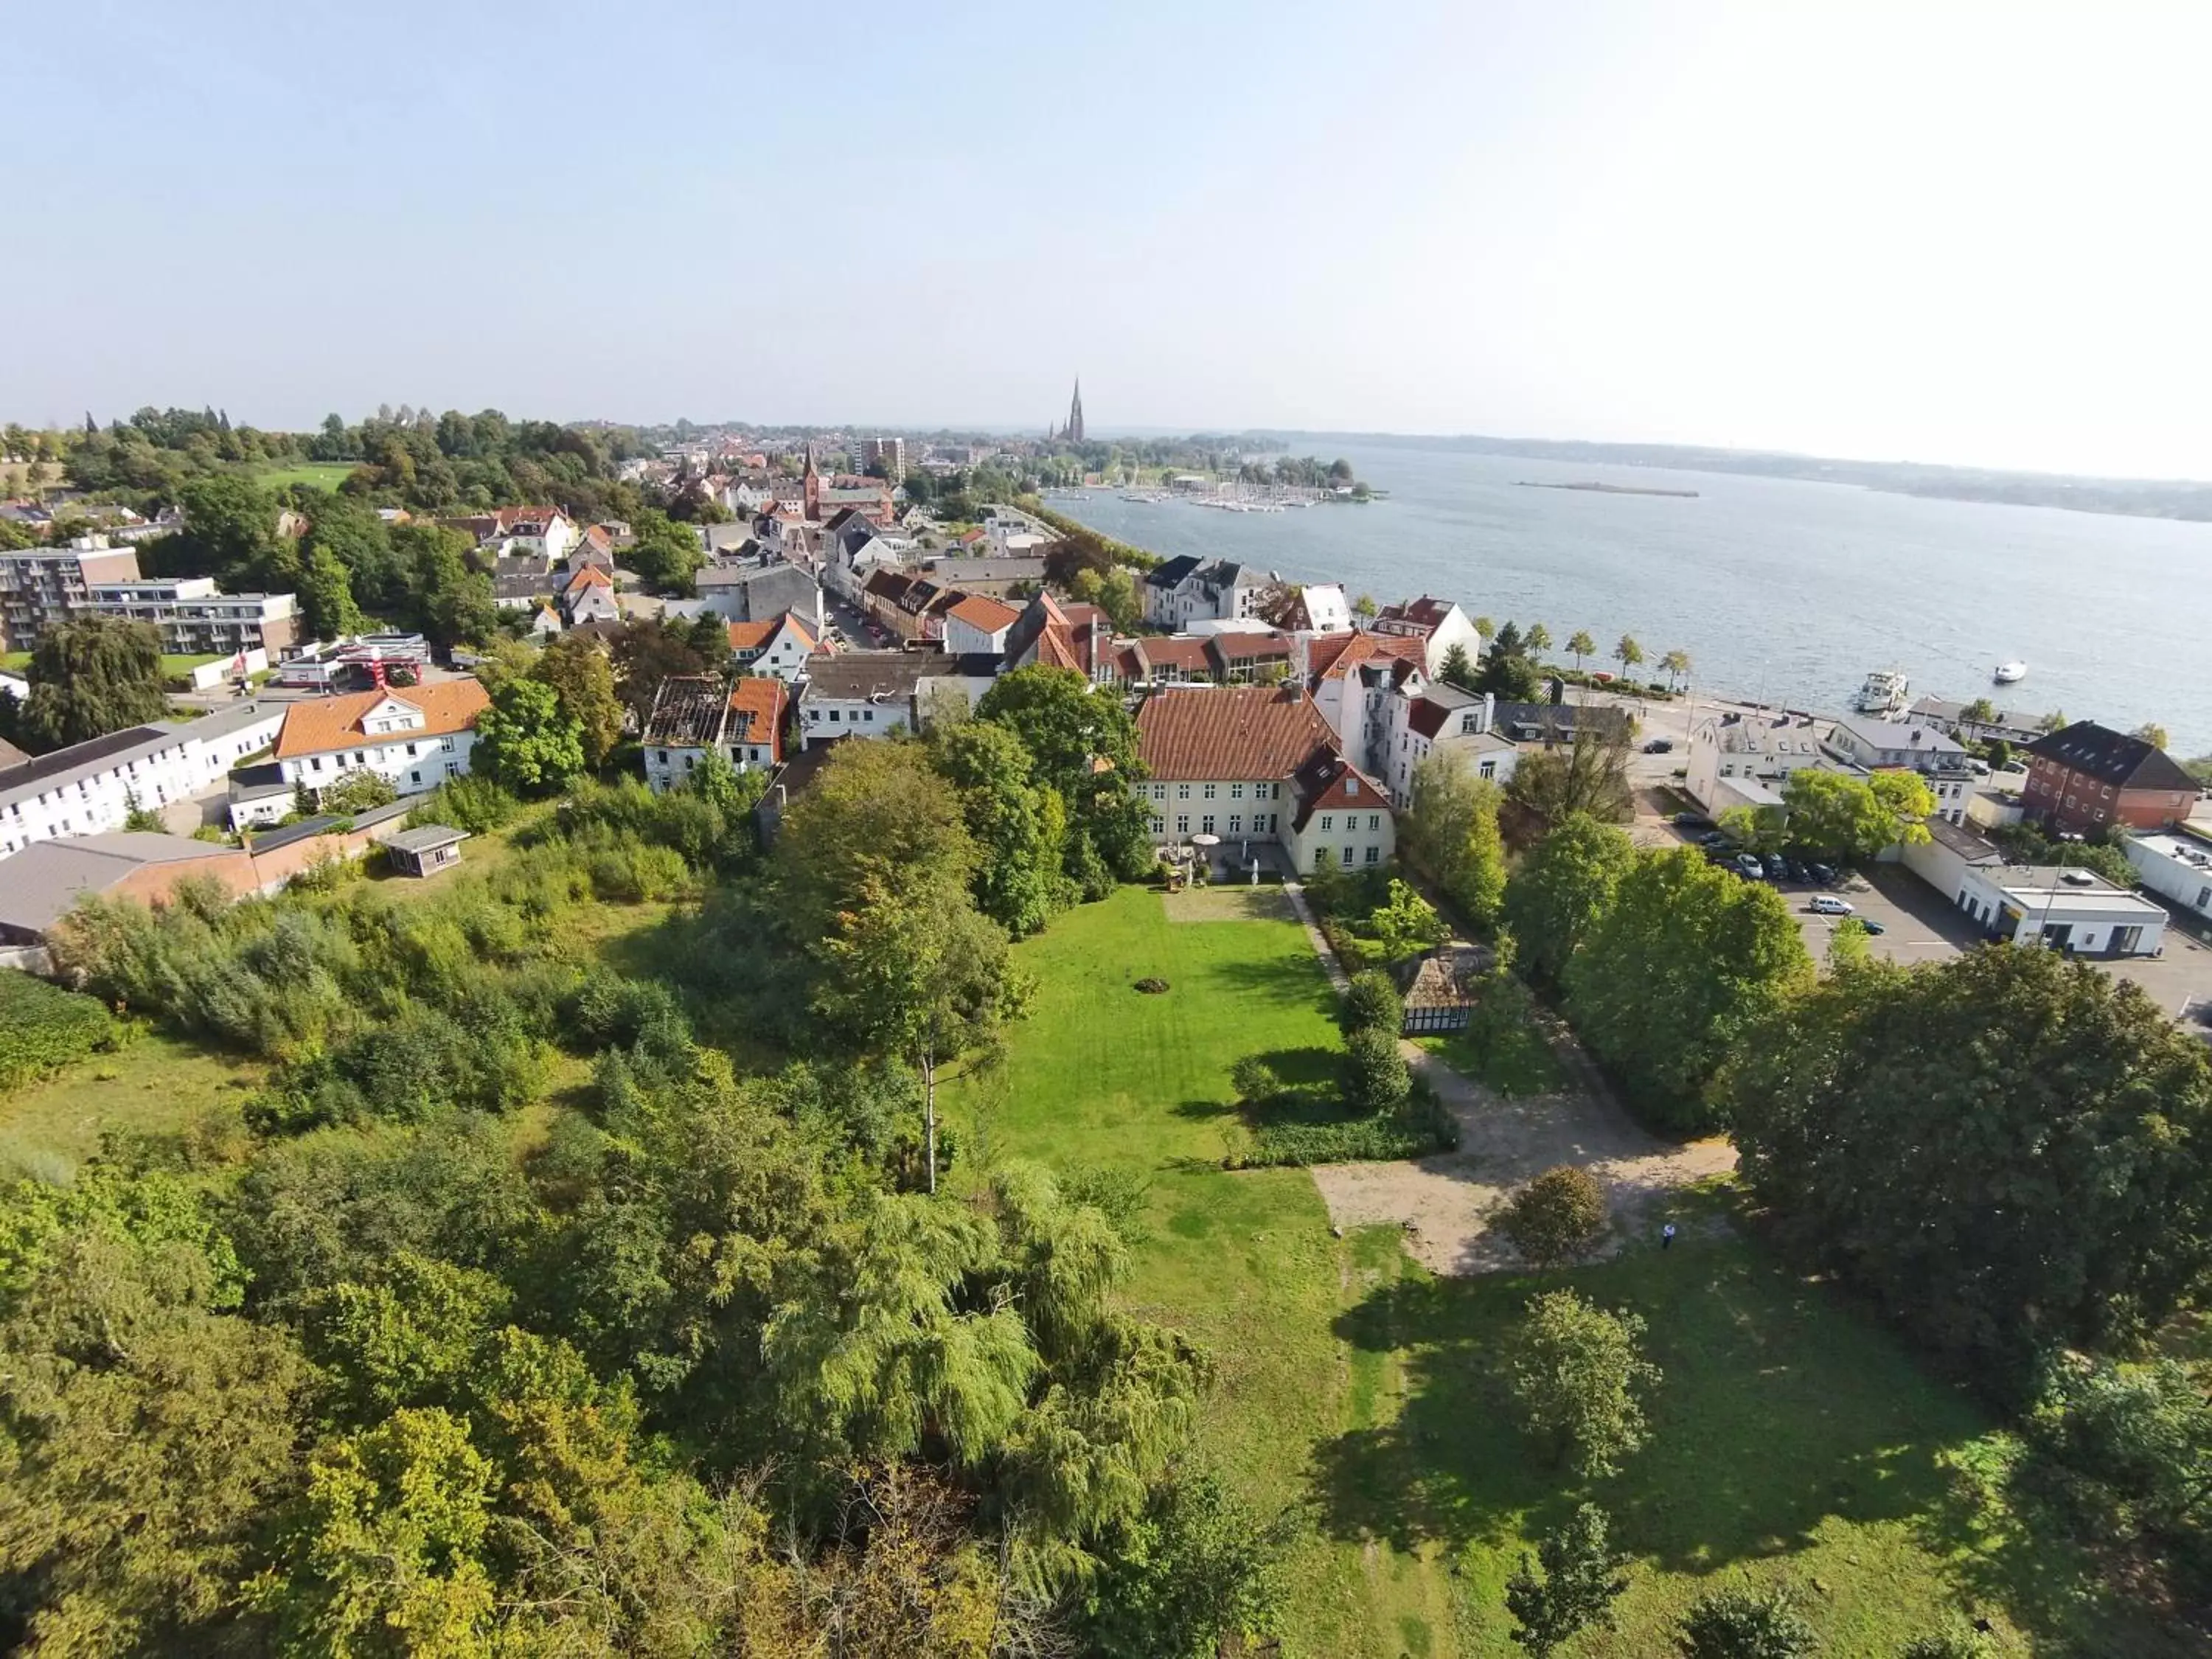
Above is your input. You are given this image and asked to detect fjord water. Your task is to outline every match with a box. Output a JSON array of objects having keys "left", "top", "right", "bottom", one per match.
[{"left": 1061, "top": 440, "right": 2212, "bottom": 754}]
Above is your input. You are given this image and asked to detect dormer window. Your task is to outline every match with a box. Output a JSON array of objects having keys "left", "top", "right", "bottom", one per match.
[{"left": 1345, "top": 776, "right": 1358, "bottom": 796}]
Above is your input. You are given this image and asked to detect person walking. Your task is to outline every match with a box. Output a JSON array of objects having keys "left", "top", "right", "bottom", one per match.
[{"left": 1661, "top": 1222, "right": 1677, "bottom": 1251}]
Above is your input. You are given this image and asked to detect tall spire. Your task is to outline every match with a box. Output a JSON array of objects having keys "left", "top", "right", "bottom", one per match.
[{"left": 1066, "top": 376, "right": 1085, "bottom": 445}]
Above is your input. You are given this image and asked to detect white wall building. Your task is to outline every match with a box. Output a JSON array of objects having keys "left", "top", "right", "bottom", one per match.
[
  {"left": 2125, "top": 828, "right": 2212, "bottom": 920},
  {"left": 1903, "top": 815, "right": 2168, "bottom": 956},
  {"left": 1382, "top": 687, "right": 1520, "bottom": 807},
  {"left": 272, "top": 681, "right": 487, "bottom": 799},
  {"left": 1685, "top": 713, "right": 1832, "bottom": 815}
]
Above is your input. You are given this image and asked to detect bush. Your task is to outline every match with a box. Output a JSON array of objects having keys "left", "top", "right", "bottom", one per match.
[
  {"left": 1340, "top": 970, "right": 1403, "bottom": 1037},
  {"left": 0, "top": 974, "right": 119, "bottom": 1091},
  {"left": 1343, "top": 1024, "right": 1410, "bottom": 1112},
  {"left": 414, "top": 774, "right": 521, "bottom": 835},
  {"left": 1230, "top": 1054, "right": 1280, "bottom": 1105},
  {"left": 1498, "top": 1166, "right": 1608, "bottom": 1267},
  {"left": 1672, "top": 1582, "right": 1815, "bottom": 1658},
  {"left": 1229, "top": 1091, "right": 1459, "bottom": 1168}
]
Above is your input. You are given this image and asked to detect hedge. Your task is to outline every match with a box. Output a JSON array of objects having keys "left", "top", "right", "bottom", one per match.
[
  {"left": 0, "top": 973, "right": 120, "bottom": 1092},
  {"left": 1227, "top": 1082, "right": 1459, "bottom": 1169}
]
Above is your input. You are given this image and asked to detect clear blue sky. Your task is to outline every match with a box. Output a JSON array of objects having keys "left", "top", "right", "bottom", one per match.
[{"left": 13, "top": 1, "right": 2211, "bottom": 476}]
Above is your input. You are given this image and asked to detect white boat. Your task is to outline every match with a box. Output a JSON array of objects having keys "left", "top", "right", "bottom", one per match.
[
  {"left": 1992, "top": 661, "right": 2027, "bottom": 684},
  {"left": 1854, "top": 667, "right": 1910, "bottom": 714}
]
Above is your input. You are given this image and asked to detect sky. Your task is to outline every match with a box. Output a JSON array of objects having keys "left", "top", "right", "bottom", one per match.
[{"left": 10, "top": 0, "right": 2212, "bottom": 477}]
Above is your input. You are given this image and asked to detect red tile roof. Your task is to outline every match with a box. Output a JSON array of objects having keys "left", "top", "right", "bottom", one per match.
[
  {"left": 1135, "top": 686, "right": 1340, "bottom": 780},
  {"left": 1312, "top": 631, "right": 1425, "bottom": 681},
  {"left": 274, "top": 681, "right": 490, "bottom": 760},
  {"left": 727, "top": 676, "right": 787, "bottom": 763},
  {"left": 946, "top": 594, "right": 1020, "bottom": 633},
  {"left": 726, "top": 619, "right": 779, "bottom": 653}
]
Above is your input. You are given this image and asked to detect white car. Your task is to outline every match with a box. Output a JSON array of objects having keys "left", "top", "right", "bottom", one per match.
[{"left": 1808, "top": 894, "right": 1854, "bottom": 916}]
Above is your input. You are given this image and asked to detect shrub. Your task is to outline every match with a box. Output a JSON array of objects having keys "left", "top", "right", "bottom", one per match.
[
  {"left": 1229, "top": 1082, "right": 1458, "bottom": 1169},
  {"left": 0, "top": 974, "right": 119, "bottom": 1091},
  {"left": 1673, "top": 1582, "right": 1815, "bottom": 1658},
  {"left": 414, "top": 774, "right": 521, "bottom": 835},
  {"left": 1343, "top": 1024, "right": 1410, "bottom": 1112},
  {"left": 1230, "top": 1054, "right": 1280, "bottom": 1105},
  {"left": 1340, "top": 970, "right": 1403, "bottom": 1037},
  {"left": 1498, "top": 1166, "right": 1608, "bottom": 1268}
]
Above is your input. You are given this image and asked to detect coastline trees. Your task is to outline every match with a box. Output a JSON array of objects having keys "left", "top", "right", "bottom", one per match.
[
  {"left": 1566, "top": 630, "right": 1595, "bottom": 674},
  {"left": 1613, "top": 636, "right": 1644, "bottom": 680},
  {"left": 1505, "top": 726, "right": 1636, "bottom": 831},
  {"left": 1525, "top": 621, "right": 1553, "bottom": 661},
  {"left": 1659, "top": 648, "right": 1691, "bottom": 690}
]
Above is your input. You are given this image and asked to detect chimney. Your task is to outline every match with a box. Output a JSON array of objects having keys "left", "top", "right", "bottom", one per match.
[{"left": 1480, "top": 691, "right": 1497, "bottom": 734}]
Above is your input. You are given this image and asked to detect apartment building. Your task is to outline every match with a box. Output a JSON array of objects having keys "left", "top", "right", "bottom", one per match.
[
  {"left": 0, "top": 537, "right": 142, "bottom": 649},
  {"left": 80, "top": 577, "right": 300, "bottom": 658}
]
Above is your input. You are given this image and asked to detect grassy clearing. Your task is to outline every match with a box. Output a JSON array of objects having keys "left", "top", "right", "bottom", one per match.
[
  {"left": 0, "top": 1032, "right": 265, "bottom": 1178},
  {"left": 953, "top": 886, "right": 2176, "bottom": 1657},
  {"left": 255, "top": 461, "right": 358, "bottom": 491}
]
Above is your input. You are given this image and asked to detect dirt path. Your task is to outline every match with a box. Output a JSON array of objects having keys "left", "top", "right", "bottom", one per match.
[{"left": 1310, "top": 1043, "right": 1735, "bottom": 1276}]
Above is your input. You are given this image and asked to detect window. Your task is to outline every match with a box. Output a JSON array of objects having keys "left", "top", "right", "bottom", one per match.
[
  {"left": 1340, "top": 845, "right": 1354, "bottom": 866},
  {"left": 1178, "top": 784, "right": 1191, "bottom": 800},
  {"left": 310, "top": 757, "right": 324, "bottom": 773},
  {"left": 411, "top": 769, "right": 422, "bottom": 785},
  {"left": 406, "top": 742, "right": 418, "bottom": 757},
  {"left": 441, "top": 737, "right": 455, "bottom": 751},
  {"left": 1478, "top": 760, "right": 1496, "bottom": 779},
  {"left": 1368, "top": 814, "right": 1380, "bottom": 831},
  {"left": 1203, "top": 784, "right": 1217, "bottom": 799},
  {"left": 1151, "top": 784, "right": 1166, "bottom": 801},
  {"left": 2197, "top": 886, "right": 2210, "bottom": 909},
  {"left": 1228, "top": 814, "right": 1242, "bottom": 834},
  {"left": 1201, "top": 815, "right": 1215, "bottom": 834},
  {"left": 1150, "top": 816, "right": 1165, "bottom": 835},
  {"left": 1175, "top": 815, "right": 1189, "bottom": 835},
  {"left": 830, "top": 709, "right": 841, "bottom": 723},
  {"left": 1320, "top": 814, "right": 1334, "bottom": 832},
  {"left": 1231, "top": 783, "right": 1245, "bottom": 799},
  {"left": 1314, "top": 846, "right": 1329, "bottom": 871},
  {"left": 1366, "top": 846, "right": 1380, "bottom": 864}
]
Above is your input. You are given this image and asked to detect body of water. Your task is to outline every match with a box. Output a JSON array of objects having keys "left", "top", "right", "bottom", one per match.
[{"left": 1056, "top": 440, "right": 2212, "bottom": 755}]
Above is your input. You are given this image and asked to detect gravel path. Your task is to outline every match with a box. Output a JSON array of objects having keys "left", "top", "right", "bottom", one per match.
[{"left": 1310, "top": 1043, "right": 1736, "bottom": 1276}]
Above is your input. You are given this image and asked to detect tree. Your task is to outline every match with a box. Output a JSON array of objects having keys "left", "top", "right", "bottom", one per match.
[
  {"left": 1566, "top": 848, "right": 1812, "bottom": 1133},
  {"left": 1505, "top": 1502, "right": 1630, "bottom": 1656},
  {"left": 121, "top": 790, "right": 167, "bottom": 832},
  {"left": 299, "top": 542, "right": 364, "bottom": 641},
  {"left": 1962, "top": 697, "right": 1996, "bottom": 723},
  {"left": 1673, "top": 1583, "right": 1815, "bottom": 1658},
  {"left": 299, "top": 491, "right": 406, "bottom": 620},
  {"left": 1367, "top": 878, "right": 1449, "bottom": 963},
  {"left": 1566, "top": 630, "right": 1595, "bottom": 672},
  {"left": 1508, "top": 1290, "right": 1660, "bottom": 1477},
  {"left": 1340, "top": 969, "right": 1403, "bottom": 1037},
  {"left": 1502, "top": 813, "right": 1637, "bottom": 987},
  {"left": 1343, "top": 1024, "right": 1410, "bottom": 1112},
  {"left": 1775, "top": 769, "right": 1922, "bottom": 862},
  {"left": 977, "top": 665, "right": 1151, "bottom": 887},
  {"left": 627, "top": 507, "right": 704, "bottom": 594},
  {"left": 1506, "top": 725, "right": 1636, "bottom": 830},
  {"left": 1526, "top": 622, "right": 1553, "bottom": 660},
  {"left": 1498, "top": 1166, "right": 1608, "bottom": 1268},
  {"left": 1900, "top": 1626, "right": 1995, "bottom": 1659},
  {"left": 1613, "top": 636, "right": 1644, "bottom": 678},
  {"left": 1439, "top": 641, "right": 1477, "bottom": 692},
  {"left": 1475, "top": 639, "right": 1543, "bottom": 703},
  {"left": 532, "top": 632, "right": 624, "bottom": 768},
  {"left": 319, "top": 768, "right": 397, "bottom": 814},
  {"left": 1082, "top": 1470, "right": 1287, "bottom": 1659},
  {"left": 1403, "top": 752, "right": 1508, "bottom": 923},
  {"left": 1094, "top": 566, "right": 1141, "bottom": 632},
  {"left": 17, "top": 618, "right": 169, "bottom": 751},
  {"left": 1725, "top": 946, "right": 2212, "bottom": 1390},
  {"left": 2037, "top": 709, "right": 2067, "bottom": 734},
  {"left": 1352, "top": 594, "right": 1378, "bottom": 620},
  {"left": 1659, "top": 649, "right": 1691, "bottom": 690},
  {"left": 1253, "top": 581, "right": 1303, "bottom": 630},
  {"left": 398, "top": 524, "right": 495, "bottom": 647},
  {"left": 932, "top": 718, "right": 1063, "bottom": 935},
  {"left": 159, "top": 473, "right": 282, "bottom": 585},
  {"left": 2135, "top": 721, "right": 2171, "bottom": 752},
  {"left": 473, "top": 677, "right": 585, "bottom": 796},
  {"left": 608, "top": 618, "right": 710, "bottom": 723}
]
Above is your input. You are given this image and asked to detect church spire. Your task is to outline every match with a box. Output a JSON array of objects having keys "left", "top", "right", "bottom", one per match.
[{"left": 1065, "top": 377, "right": 1085, "bottom": 445}]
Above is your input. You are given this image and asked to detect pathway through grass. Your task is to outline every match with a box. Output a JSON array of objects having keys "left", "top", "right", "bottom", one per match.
[{"left": 954, "top": 886, "right": 2182, "bottom": 1656}]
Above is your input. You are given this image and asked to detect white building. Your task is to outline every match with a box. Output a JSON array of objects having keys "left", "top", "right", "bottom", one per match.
[
  {"left": 1369, "top": 596, "right": 1486, "bottom": 679},
  {"left": 1902, "top": 815, "right": 2168, "bottom": 957},
  {"left": 1383, "top": 686, "right": 1520, "bottom": 807},
  {"left": 1134, "top": 684, "right": 1397, "bottom": 876},
  {"left": 1139, "top": 557, "right": 1278, "bottom": 629},
  {"left": 726, "top": 611, "right": 822, "bottom": 683},
  {"left": 942, "top": 594, "right": 1021, "bottom": 658},
  {"left": 80, "top": 577, "right": 300, "bottom": 660},
  {"left": 796, "top": 652, "right": 936, "bottom": 748},
  {"left": 0, "top": 700, "right": 285, "bottom": 859},
  {"left": 272, "top": 681, "right": 488, "bottom": 798},
  {"left": 1686, "top": 712, "right": 1832, "bottom": 815},
  {"left": 1823, "top": 713, "right": 1975, "bottom": 824},
  {"left": 2124, "top": 827, "right": 2212, "bottom": 920}
]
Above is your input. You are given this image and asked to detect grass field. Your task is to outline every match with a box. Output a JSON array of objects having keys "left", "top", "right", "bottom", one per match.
[
  {"left": 0, "top": 1032, "right": 265, "bottom": 1179},
  {"left": 953, "top": 886, "right": 2178, "bottom": 1657},
  {"left": 255, "top": 461, "right": 358, "bottom": 491}
]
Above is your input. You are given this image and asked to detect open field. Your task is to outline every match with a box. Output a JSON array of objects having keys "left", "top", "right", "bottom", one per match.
[
  {"left": 953, "top": 885, "right": 2182, "bottom": 1656},
  {"left": 0, "top": 1032, "right": 265, "bottom": 1178},
  {"left": 255, "top": 460, "right": 358, "bottom": 490}
]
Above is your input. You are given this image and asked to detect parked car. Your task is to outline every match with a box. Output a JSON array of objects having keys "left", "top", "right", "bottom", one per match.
[
  {"left": 1806, "top": 862, "right": 1839, "bottom": 886},
  {"left": 1674, "top": 810, "right": 1711, "bottom": 827},
  {"left": 1859, "top": 918, "right": 1887, "bottom": 935},
  {"left": 1761, "top": 854, "right": 1788, "bottom": 881},
  {"left": 1782, "top": 858, "right": 1809, "bottom": 883},
  {"left": 1734, "top": 853, "right": 1765, "bottom": 880},
  {"left": 1644, "top": 739, "right": 1674, "bottom": 754},
  {"left": 1809, "top": 894, "right": 1854, "bottom": 916},
  {"left": 1698, "top": 830, "right": 1731, "bottom": 849}
]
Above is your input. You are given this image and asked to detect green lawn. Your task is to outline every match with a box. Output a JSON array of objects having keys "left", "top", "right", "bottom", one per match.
[
  {"left": 0, "top": 1032, "right": 266, "bottom": 1180},
  {"left": 953, "top": 886, "right": 2179, "bottom": 1657},
  {"left": 255, "top": 461, "right": 358, "bottom": 491}
]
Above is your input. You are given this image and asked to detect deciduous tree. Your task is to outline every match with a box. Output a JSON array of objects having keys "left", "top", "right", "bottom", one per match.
[
  {"left": 1508, "top": 1290, "right": 1660, "bottom": 1478},
  {"left": 1501, "top": 813, "right": 1637, "bottom": 987},
  {"left": 532, "top": 631, "right": 624, "bottom": 768},
  {"left": 474, "top": 678, "right": 585, "bottom": 796},
  {"left": 932, "top": 718, "right": 1063, "bottom": 935},
  {"left": 17, "top": 617, "right": 169, "bottom": 751},
  {"left": 1498, "top": 1166, "right": 1608, "bottom": 1268},
  {"left": 1673, "top": 1582, "right": 1815, "bottom": 1658},
  {"left": 1403, "top": 752, "right": 1509, "bottom": 923},
  {"left": 978, "top": 665, "right": 1150, "bottom": 888},
  {"left": 1566, "top": 630, "right": 1595, "bottom": 672},
  {"left": 1506, "top": 724, "right": 1635, "bottom": 830},
  {"left": 1505, "top": 1502, "right": 1630, "bottom": 1656}
]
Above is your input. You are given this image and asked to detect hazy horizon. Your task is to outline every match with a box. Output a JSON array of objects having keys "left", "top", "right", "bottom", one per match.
[{"left": 14, "top": 1, "right": 2211, "bottom": 479}]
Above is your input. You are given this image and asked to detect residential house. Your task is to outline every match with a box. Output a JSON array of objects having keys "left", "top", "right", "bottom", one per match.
[
  {"left": 1304, "top": 630, "right": 1430, "bottom": 776},
  {"left": 492, "top": 563, "right": 555, "bottom": 612},
  {"left": 821, "top": 509, "right": 905, "bottom": 601},
  {"left": 1383, "top": 685, "right": 1519, "bottom": 807},
  {"left": 79, "top": 576, "right": 299, "bottom": 660},
  {"left": 562, "top": 563, "right": 622, "bottom": 626},
  {"left": 272, "top": 681, "right": 489, "bottom": 799},
  {"left": 1139, "top": 556, "right": 1276, "bottom": 629},
  {"left": 917, "top": 554, "right": 1047, "bottom": 595},
  {"left": 797, "top": 652, "right": 937, "bottom": 747},
  {"left": 1823, "top": 713, "right": 1975, "bottom": 824},
  {"left": 942, "top": 593, "right": 1022, "bottom": 658},
  {"left": 1003, "top": 593, "right": 1114, "bottom": 678},
  {"left": 0, "top": 536, "right": 143, "bottom": 649},
  {"left": 1902, "top": 814, "right": 2166, "bottom": 956},
  {"left": 818, "top": 474, "right": 897, "bottom": 526},
  {"left": 1906, "top": 695, "right": 2043, "bottom": 748},
  {"left": 641, "top": 674, "right": 788, "bottom": 793},
  {"left": 0, "top": 699, "right": 286, "bottom": 859},
  {"left": 1133, "top": 684, "right": 1397, "bottom": 876},
  {"left": 2022, "top": 720, "right": 2199, "bottom": 835},
  {"left": 726, "top": 611, "right": 822, "bottom": 682},
  {"left": 695, "top": 558, "right": 823, "bottom": 629},
  {"left": 1370, "top": 597, "right": 1486, "bottom": 678},
  {"left": 448, "top": 506, "right": 575, "bottom": 566},
  {"left": 1287, "top": 582, "right": 1352, "bottom": 634},
  {"left": 1685, "top": 712, "right": 1832, "bottom": 816}
]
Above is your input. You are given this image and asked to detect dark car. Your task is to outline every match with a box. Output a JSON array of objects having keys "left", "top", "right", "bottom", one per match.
[
  {"left": 1806, "top": 862, "right": 1839, "bottom": 886},
  {"left": 1644, "top": 738, "right": 1674, "bottom": 754},
  {"left": 1761, "top": 854, "right": 1788, "bottom": 881},
  {"left": 1783, "top": 858, "right": 1809, "bottom": 883},
  {"left": 1859, "top": 918, "right": 1887, "bottom": 935},
  {"left": 1673, "top": 810, "right": 1711, "bottom": 828},
  {"left": 1698, "top": 829, "right": 1731, "bottom": 848}
]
